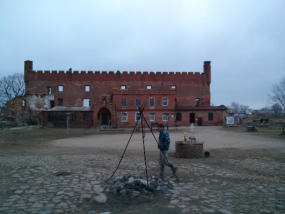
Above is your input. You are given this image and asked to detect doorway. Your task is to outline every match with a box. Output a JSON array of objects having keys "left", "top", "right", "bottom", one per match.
[
  {"left": 189, "top": 113, "right": 195, "bottom": 124},
  {"left": 98, "top": 108, "right": 111, "bottom": 126}
]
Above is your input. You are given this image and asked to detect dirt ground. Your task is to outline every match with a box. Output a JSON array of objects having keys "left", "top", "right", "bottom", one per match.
[
  {"left": 52, "top": 126, "right": 285, "bottom": 152},
  {"left": 0, "top": 126, "right": 285, "bottom": 213}
]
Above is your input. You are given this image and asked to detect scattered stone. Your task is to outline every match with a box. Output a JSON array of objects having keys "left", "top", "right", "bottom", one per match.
[
  {"left": 170, "top": 199, "right": 179, "bottom": 205},
  {"left": 54, "top": 171, "right": 72, "bottom": 176},
  {"left": 38, "top": 211, "right": 53, "bottom": 214},
  {"left": 94, "top": 193, "right": 107, "bottom": 203},
  {"left": 219, "top": 209, "right": 232, "bottom": 214},
  {"left": 107, "top": 175, "right": 173, "bottom": 196},
  {"left": 94, "top": 185, "right": 104, "bottom": 194}
]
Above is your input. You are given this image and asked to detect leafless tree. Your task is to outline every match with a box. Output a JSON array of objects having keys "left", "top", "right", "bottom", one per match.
[
  {"left": 270, "top": 77, "right": 285, "bottom": 111},
  {"left": 0, "top": 73, "right": 25, "bottom": 106},
  {"left": 228, "top": 102, "right": 251, "bottom": 114},
  {"left": 272, "top": 103, "right": 282, "bottom": 115}
]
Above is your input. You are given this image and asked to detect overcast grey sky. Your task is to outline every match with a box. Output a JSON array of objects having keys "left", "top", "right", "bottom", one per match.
[{"left": 0, "top": 0, "right": 284, "bottom": 109}]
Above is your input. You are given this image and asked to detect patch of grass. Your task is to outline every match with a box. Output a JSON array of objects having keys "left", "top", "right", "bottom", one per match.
[{"left": 0, "top": 126, "right": 96, "bottom": 147}]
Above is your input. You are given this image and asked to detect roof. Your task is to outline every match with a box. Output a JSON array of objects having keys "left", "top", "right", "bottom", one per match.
[
  {"left": 176, "top": 105, "right": 227, "bottom": 111},
  {"left": 41, "top": 106, "right": 92, "bottom": 112}
]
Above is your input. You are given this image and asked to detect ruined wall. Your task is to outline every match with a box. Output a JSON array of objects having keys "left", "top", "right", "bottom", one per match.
[{"left": 26, "top": 95, "right": 54, "bottom": 110}]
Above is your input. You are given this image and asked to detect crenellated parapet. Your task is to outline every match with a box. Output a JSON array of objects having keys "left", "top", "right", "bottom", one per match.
[{"left": 24, "top": 61, "right": 211, "bottom": 85}]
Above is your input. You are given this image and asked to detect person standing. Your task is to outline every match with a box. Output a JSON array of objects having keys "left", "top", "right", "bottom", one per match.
[{"left": 158, "top": 123, "right": 177, "bottom": 179}]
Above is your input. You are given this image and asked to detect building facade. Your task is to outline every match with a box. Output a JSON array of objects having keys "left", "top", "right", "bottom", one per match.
[{"left": 24, "top": 60, "right": 226, "bottom": 128}]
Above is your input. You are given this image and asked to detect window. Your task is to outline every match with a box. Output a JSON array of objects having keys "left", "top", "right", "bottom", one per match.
[
  {"left": 58, "top": 85, "right": 63, "bottom": 92},
  {"left": 47, "top": 87, "right": 52, "bottom": 95},
  {"left": 136, "top": 98, "right": 141, "bottom": 107},
  {"left": 176, "top": 112, "right": 182, "bottom": 121},
  {"left": 146, "top": 85, "right": 152, "bottom": 90},
  {"left": 121, "top": 112, "right": 128, "bottom": 122},
  {"left": 171, "top": 85, "right": 176, "bottom": 89},
  {"left": 121, "top": 85, "right": 126, "bottom": 90},
  {"left": 83, "top": 112, "right": 89, "bottom": 121},
  {"left": 83, "top": 99, "right": 90, "bottom": 107},
  {"left": 85, "top": 85, "right": 90, "bottom": 92},
  {"left": 208, "top": 112, "right": 213, "bottom": 121},
  {"left": 162, "top": 113, "right": 169, "bottom": 122},
  {"left": 149, "top": 113, "right": 155, "bottom": 122},
  {"left": 162, "top": 97, "right": 168, "bottom": 106},
  {"left": 122, "top": 98, "right": 126, "bottom": 107},
  {"left": 21, "top": 100, "right": 25, "bottom": 107},
  {"left": 135, "top": 112, "right": 141, "bottom": 121},
  {"left": 102, "top": 96, "right": 107, "bottom": 104},
  {"left": 58, "top": 98, "right": 63, "bottom": 106},
  {"left": 71, "top": 113, "right": 77, "bottom": 122},
  {"left": 149, "top": 97, "right": 155, "bottom": 108},
  {"left": 195, "top": 98, "right": 200, "bottom": 107},
  {"left": 50, "top": 101, "right": 54, "bottom": 108}
]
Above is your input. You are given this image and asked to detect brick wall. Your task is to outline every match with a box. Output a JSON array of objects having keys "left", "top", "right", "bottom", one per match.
[{"left": 24, "top": 60, "right": 225, "bottom": 127}]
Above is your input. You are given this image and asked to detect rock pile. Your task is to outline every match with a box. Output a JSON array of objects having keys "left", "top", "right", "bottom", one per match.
[{"left": 107, "top": 175, "right": 174, "bottom": 197}]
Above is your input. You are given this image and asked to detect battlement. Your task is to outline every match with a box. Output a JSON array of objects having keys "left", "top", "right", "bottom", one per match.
[{"left": 24, "top": 60, "right": 211, "bottom": 84}]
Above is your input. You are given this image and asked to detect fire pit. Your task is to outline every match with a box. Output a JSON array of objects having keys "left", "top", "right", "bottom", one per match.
[
  {"left": 106, "top": 175, "right": 173, "bottom": 197},
  {"left": 175, "top": 141, "right": 204, "bottom": 158}
]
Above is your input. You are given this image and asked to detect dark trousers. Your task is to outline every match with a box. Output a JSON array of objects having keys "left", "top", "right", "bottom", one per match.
[{"left": 159, "top": 150, "right": 175, "bottom": 177}]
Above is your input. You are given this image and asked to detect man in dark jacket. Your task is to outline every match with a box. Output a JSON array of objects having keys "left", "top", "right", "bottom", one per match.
[{"left": 158, "top": 124, "right": 177, "bottom": 179}]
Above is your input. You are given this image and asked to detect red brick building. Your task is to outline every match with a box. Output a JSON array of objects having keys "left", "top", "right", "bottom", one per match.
[{"left": 24, "top": 60, "right": 226, "bottom": 128}]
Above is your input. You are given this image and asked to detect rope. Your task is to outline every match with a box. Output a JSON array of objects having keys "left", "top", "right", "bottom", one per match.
[
  {"left": 105, "top": 119, "right": 139, "bottom": 183},
  {"left": 105, "top": 107, "right": 169, "bottom": 184}
]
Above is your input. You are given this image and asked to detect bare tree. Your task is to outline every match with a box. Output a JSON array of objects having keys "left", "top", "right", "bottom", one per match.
[
  {"left": 0, "top": 73, "right": 25, "bottom": 106},
  {"left": 228, "top": 102, "right": 251, "bottom": 114},
  {"left": 272, "top": 103, "right": 282, "bottom": 115},
  {"left": 270, "top": 77, "right": 285, "bottom": 111}
]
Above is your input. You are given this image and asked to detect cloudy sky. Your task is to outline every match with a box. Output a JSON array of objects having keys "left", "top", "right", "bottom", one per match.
[{"left": 1, "top": 0, "right": 284, "bottom": 109}]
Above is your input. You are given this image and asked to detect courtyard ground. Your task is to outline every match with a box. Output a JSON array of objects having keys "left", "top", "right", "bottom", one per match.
[{"left": 0, "top": 126, "right": 284, "bottom": 213}]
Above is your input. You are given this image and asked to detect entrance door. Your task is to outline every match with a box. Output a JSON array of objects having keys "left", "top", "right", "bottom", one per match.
[
  {"left": 189, "top": 113, "right": 195, "bottom": 124},
  {"left": 98, "top": 108, "right": 111, "bottom": 126},
  {"left": 197, "top": 117, "right": 203, "bottom": 126}
]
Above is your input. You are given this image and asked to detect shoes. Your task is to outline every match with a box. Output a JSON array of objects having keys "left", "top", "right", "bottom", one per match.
[{"left": 172, "top": 166, "right": 177, "bottom": 176}]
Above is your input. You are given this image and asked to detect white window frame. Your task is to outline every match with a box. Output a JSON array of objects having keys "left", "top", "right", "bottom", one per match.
[
  {"left": 58, "top": 85, "right": 64, "bottom": 92},
  {"left": 135, "top": 112, "right": 141, "bottom": 122},
  {"left": 121, "top": 112, "right": 128, "bottom": 122},
  {"left": 85, "top": 85, "right": 90, "bottom": 92},
  {"left": 83, "top": 98, "right": 90, "bottom": 107},
  {"left": 162, "top": 113, "right": 169, "bottom": 122},
  {"left": 162, "top": 97, "right": 168, "bottom": 106},
  {"left": 121, "top": 85, "right": 126, "bottom": 90},
  {"left": 195, "top": 98, "right": 201, "bottom": 106},
  {"left": 171, "top": 85, "right": 176, "bottom": 89},
  {"left": 48, "top": 87, "right": 52, "bottom": 95},
  {"left": 146, "top": 85, "right": 152, "bottom": 90},
  {"left": 149, "top": 113, "right": 155, "bottom": 122}
]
